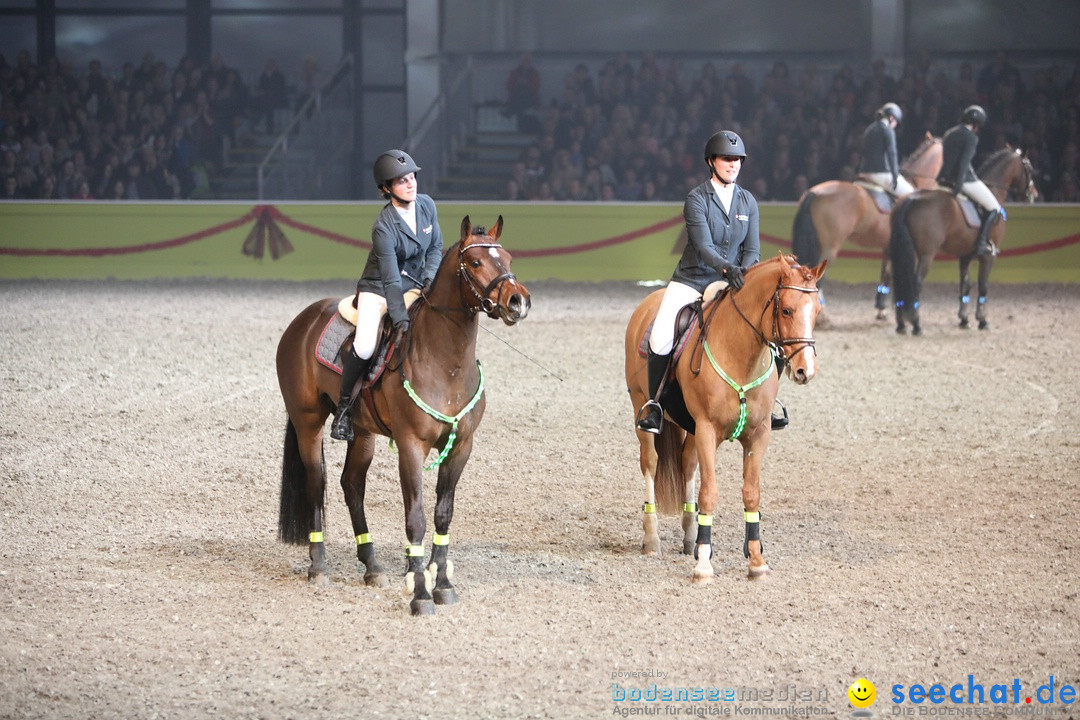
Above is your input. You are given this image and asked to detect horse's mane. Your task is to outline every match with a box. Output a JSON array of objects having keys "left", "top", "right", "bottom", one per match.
[
  {"left": 905, "top": 134, "right": 939, "bottom": 163},
  {"left": 978, "top": 147, "right": 1020, "bottom": 176}
]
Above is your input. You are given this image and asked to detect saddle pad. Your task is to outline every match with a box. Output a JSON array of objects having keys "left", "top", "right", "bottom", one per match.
[
  {"left": 316, "top": 313, "right": 353, "bottom": 374},
  {"left": 854, "top": 180, "right": 894, "bottom": 213},
  {"left": 957, "top": 196, "right": 981, "bottom": 227}
]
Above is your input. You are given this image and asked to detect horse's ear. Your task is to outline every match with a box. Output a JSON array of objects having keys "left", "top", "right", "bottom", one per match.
[
  {"left": 460, "top": 215, "right": 472, "bottom": 240},
  {"left": 925, "top": 130, "right": 933, "bottom": 141},
  {"left": 489, "top": 215, "right": 504, "bottom": 240},
  {"left": 812, "top": 259, "right": 828, "bottom": 282}
]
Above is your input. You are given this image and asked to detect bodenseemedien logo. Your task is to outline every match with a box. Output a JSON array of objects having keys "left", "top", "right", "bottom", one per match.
[{"left": 849, "top": 678, "right": 877, "bottom": 717}]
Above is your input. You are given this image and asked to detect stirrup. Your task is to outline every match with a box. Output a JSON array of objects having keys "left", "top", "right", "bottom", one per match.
[
  {"left": 771, "top": 399, "right": 789, "bottom": 431},
  {"left": 636, "top": 400, "right": 663, "bottom": 434},
  {"left": 330, "top": 406, "right": 354, "bottom": 442}
]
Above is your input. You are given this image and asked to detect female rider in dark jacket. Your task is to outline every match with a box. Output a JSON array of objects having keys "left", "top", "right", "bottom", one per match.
[{"left": 331, "top": 149, "right": 444, "bottom": 442}]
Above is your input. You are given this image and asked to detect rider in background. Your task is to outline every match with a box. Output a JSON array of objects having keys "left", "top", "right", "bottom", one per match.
[
  {"left": 936, "top": 104, "right": 1001, "bottom": 256},
  {"left": 857, "top": 102, "right": 915, "bottom": 198},
  {"left": 330, "top": 149, "right": 444, "bottom": 442},
  {"left": 637, "top": 130, "right": 788, "bottom": 435}
]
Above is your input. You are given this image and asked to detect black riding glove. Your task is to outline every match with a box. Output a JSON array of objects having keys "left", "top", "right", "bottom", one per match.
[
  {"left": 391, "top": 319, "right": 409, "bottom": 346},
  {"left": 721, "top": 262, "right": 745, "bottom": 290}
]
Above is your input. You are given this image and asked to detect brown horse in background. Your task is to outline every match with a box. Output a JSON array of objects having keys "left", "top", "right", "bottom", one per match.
[
  {"left": 889, "top": 148, "right": 1037, "bottom": 335},
  {"left": 275, "top": 216, "right": 530, "bottom": 615},
  {"left": 791, "top": 133, "right": 942, "bottom": 320},
  {"left": 624, "top": 254, "right": 826, "bottom": 583}
]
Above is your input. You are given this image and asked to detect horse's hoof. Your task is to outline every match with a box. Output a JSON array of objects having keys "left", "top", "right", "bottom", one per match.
[
  {"left": 691, "top": 572, "right": 714, "bottom": 586},
  {"left": 410, "top": 598, "right": 436, "bottom": 616},
  {"left": 912, "top": 326, "right": 922, "bottom": 336},
  {"left": 308, "top": 568, "right": 330, "bottom": 588},
  {"left": 748, "top": 564, "right": 771, "bottom": 581},
  {"left": 978, "top": 321, "right": 989, "bottom": 331},
  {"left": 364, "top": 572, "right": 390, "bottom": 588},
  {"left": 895, "top": 326, "right": 906, "bottom": 335},
  {"left": 433, "top": 587, "right": 459, "bottom": 605},
  {"left": 959, "top": 319, "right": 970, "bottom": 329},
  {"left": 682, "top": 540, "right": 696, "bottom": 556},
  {"left": 875, "top": 311, "right": 887, "bottom": 321},
  {"left": 641, "top": 537, "right": 662, "bottom": 556}
]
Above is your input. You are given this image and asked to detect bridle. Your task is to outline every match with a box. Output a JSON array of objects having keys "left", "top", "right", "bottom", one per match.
[
  {"left": 458, "top": 240, "right": 517, "bottom": 317},
  {"left": 729, "top": 272, "right": 820, "bottom": 366}
]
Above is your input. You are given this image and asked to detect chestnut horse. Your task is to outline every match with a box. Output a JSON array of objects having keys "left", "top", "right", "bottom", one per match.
[
  {"left": 624, "top": 253, "right": 827, "bottom": 583},
  {"left": 791, "top": 133, "right": 942, "bottom": 320},
  {"left": 275, "top": 216, "right": 530, "bottom": 615},
  {"left": 889, "top": 148, "right": 1037, "bottom": 335}
]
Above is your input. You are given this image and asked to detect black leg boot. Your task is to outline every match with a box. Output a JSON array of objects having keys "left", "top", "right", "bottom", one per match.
[
  {"left": 771, "top": 359, "right": 789, "bottom": 430},
  {"left": 636, "top": 349, "right": 671, "bottom": 434},
  {"left": 330, "top": 346, "right": 366, "bottom": 442},
  {"left": 974, "top": 209, "right": 1000, "bottom": 256}
]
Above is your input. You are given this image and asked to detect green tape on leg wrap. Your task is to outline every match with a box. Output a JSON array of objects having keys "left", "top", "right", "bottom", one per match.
[
  {"left": 433, "top": 533, "right": 450, "bottom": 546},
  {"left": 642, "top": 502, "right": 656, "bottom": 514},
  {"left": 405, "top": 544, "right": 425, "bottom": 557},
  {"left": 355, "top": 533, "right": 372, "bottom": 545}
]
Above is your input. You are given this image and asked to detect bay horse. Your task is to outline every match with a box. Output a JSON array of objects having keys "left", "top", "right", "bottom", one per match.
[
  {"left": 791, "top": 133, "right": 942, "bottom": 320},
  {"left": 889, "top": 147, "right": 1037, "bottom": 335},
  {"left": 275, "top": 216, "right": 530, "bottom": 615},
  {"left": 624, "top": 253, "right": 827, "bottom": 583}
]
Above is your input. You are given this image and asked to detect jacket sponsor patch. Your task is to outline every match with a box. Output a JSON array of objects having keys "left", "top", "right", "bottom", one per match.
[
  {"left": 735, "top": 214, "right": 749, "bottom": 222},
  {"left": 422, "top": 224, "right": 432, "bottom": 234}
]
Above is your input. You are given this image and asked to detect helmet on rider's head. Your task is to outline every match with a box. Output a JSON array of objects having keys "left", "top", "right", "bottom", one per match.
[
  {"left": 879, "top": 102, "right": 902, "bottom": 123},
  {"left": 961, "top": 105, "right": 987, "bottom": 127},
  {"left": 373, "top": 149, "right": 421, "bottom": 190},
  {"left": 704, "top": 130, "right": 747, "bottom": 162}
]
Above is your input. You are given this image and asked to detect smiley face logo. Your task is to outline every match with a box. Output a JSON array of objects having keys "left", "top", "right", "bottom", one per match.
[{"left": 848, "top": 678, "right": 876, "bottom": 709}]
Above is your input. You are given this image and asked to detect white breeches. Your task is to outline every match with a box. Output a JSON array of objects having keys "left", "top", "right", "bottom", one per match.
[
  {"left": 649, "top": 281, "right": 704, "bottom": 355},
  {"left": 351, "top": 289, "right": 422, "bottom": 359},
  {"left": 959, "top": 179, "right": 1001, "bottom": 213},
  {"left": 861, "top": 172, "right": 915, "bottom": 196}
]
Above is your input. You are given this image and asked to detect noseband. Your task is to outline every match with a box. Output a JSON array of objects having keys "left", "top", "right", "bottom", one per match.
[{"left": 459, "top": 241, "right": 517, "bottom": 316}]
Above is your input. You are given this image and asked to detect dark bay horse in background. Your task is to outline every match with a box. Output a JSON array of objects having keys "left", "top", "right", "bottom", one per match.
[
  {"left": 889, "top": 148, "right": 1037, "bottom": 335},
  {"left": 791, "top": 133, "right": 942, "bottom": 320},
  {"left": 276, "top": 216, "right": 530, "bottom": 615},
  {"left": 624, "top": 254, "right": 827, "bottom": 583}
]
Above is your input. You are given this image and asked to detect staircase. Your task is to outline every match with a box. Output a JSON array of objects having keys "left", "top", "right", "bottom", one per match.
[
  {"left": 437, "top": 128, "right": 536, "bottom": 201},
  {"left": 207, "top": 128, "right": 279, "bottom": 200}
]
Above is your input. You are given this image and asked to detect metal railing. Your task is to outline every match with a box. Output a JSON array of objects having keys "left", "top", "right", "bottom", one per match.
[{"left": 257, "top": 54, "right": 354, "bottom": 200}]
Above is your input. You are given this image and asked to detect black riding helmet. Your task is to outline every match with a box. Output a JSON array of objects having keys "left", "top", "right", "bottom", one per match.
[
  {"left": 962, "top": 105, "right": 987, "bottom": 127},
  {"left": 373, "top": 149, "right": 421, "bottom": 192},
  {"left": 878, "top": 102, "right": 903, "bottom": 123},
  {"left": 704, "top": 130, "right": 747, "bottom": 162}
]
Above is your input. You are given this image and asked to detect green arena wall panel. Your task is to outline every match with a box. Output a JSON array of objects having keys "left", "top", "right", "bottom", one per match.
[{"left": 1, "top": 201, "right": 1077, "bottom": 284}]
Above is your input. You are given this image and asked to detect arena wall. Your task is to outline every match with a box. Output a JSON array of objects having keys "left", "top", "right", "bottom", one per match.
[{"left": 1, "top": 202, "right": 1077, "bottom": 284}]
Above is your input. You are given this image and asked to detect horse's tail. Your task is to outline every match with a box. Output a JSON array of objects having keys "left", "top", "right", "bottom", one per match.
[
  {"left": 653, "top": 423, "right": 687, "bottom": 515},
  {"left": 278, "top": 418, "right": 323, "bottom": 544},
  {"left": 889, "top": 197, "right": 918, "bottom": 311},
  {"left": 790, "top": 191, "right": 821, "bottom": 266}
]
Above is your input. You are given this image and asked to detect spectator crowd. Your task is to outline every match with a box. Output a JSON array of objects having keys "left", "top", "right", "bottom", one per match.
[
  {"left": 501, "top": 51, "right": 1080, "bottom": 204},
  {"left": 1, "top": 48, "right": 290, "bottom": 200},
  {"left": 2, "top": 45, "right": 1080, "bottom": 204}
]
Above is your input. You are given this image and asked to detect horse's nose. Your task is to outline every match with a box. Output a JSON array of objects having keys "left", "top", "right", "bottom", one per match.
[{"left": 505, "top": 291, "right": 530, "bottom": 323}]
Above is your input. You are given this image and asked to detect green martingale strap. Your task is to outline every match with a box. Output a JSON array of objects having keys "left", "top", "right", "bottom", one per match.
[
  {"left": 397, "top": 361, "right": 485, "bottom": 471},
  {"left": 702, "top": 341, "right": 776, "bottom": 441}
]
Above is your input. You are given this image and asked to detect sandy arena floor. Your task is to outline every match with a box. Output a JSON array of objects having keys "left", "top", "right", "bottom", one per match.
[{"left": 1, "top": 278, "right": 1078, "bottom": 719}]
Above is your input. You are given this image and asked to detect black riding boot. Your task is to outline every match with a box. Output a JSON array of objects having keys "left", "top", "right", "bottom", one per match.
[
  {"left": 636, "top": 349, "right": 671, "bottom": 434},
  {"left": 330, "top": 345, "right": 366, "bottom": 442},
  {"left": 974, "top": 208, "right": 1001, "bottom": 256}
]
